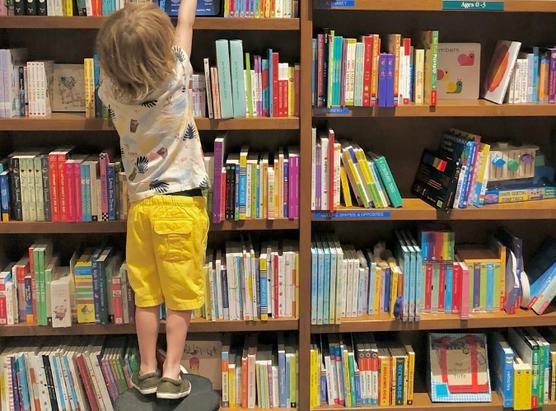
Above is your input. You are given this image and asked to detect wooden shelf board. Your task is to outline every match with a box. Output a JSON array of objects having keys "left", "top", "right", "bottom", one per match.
[
  {"left": 313, "top": 100, "right": 556, "bottom": 118},
  {"left": 311, "top": 309, "right": 556, "bottom": 333},
  {"left": 0, "top": 16, "right": 300, "bottom": 30},
  {"left": 0, "top": 219, "right": 298, "bottom": 233},
  {"left": 315, "top": 0, "right": 556, "bottom": 12},
  {"left": 444, "top": 199, "right": 556, "bottom": 220},
  {"left": 1, "top": 319, "right": 298, "bottom": 336},
  {"left": 312, "top": 199, "right": 436, "bottom": 221},
  {"left": 0, "top": 114, "right": 299, "bottom": 131}
]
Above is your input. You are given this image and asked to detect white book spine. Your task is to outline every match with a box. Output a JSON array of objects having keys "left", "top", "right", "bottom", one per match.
[
  {"left": 320, "top": 137, "right": 328, "bottom": 210},
  {"left": 311, "top": 128, "right": 316, "bottom": 210}
]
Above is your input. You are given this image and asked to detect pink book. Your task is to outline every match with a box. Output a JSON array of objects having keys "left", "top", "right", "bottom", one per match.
[
  {"left": 340, "top": 39, "right": 347, "bottom": 107},
  {"left": 73, "top": 161, "right": 82, "bottom": 222},
  {"left": 99, "top": 152, "right": 110, "bottom": 221},
  {"left": 438, "top": 262, "right": 446, "bottom": 311},
  {"left": 459, "top": 261, "right": 470, "bottom": 319},
  {"left": 255, "top": 56, "right": 263, "bottom": 116},
  {"left": 452, "top": 262, "right": 461, "bottom": 313},
  {"left": 64, "top": 161, "right": 75, "bottom": 222},
  {"left": 112, "top": 276, "right": 123, "bottom": 324},
  {"left": 293, "top": 151, "right": 300, "bottom": 219}
]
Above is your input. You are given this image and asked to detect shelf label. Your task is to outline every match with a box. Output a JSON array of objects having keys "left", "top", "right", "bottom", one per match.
[
  {"left": 313, "top": 107, "right": 352, "bottom": 115},
  {"left": 317, "top": 0, "right": 355, "bottom": 7},
  {"left": 442, "top": 0, "right": 504, "bottom": 10},
  {"left": 313, "top": 210, "right": 392, "bottom": 219}
]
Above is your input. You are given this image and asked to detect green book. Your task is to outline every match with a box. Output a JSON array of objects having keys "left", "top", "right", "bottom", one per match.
[
  {"left": 244, "top": 52, "right": 253, "bottom": 118},
  {"left": 229, "top": 40, "right": 246, "bottom": 118},
  {"left": 369, "top": 152, "right": 403, "bottom": 208},
  {"left": 215, "top": 39, "right": 234, "bottom": 119},
  {"left": 327, "top": 30, "right": 335, "bottom": 109},
  {"left": 353, "top": 42, "right": 364, "bottom": 107}
]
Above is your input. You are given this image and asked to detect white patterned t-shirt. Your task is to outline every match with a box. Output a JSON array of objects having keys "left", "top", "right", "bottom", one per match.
[{"left": 99, "top": 46, "right": 208, "bottom": 203}]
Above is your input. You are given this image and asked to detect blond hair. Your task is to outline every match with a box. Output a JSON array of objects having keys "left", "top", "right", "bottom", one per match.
[{"left": 96, "top": 3, "right": 175, "bottom": 103}]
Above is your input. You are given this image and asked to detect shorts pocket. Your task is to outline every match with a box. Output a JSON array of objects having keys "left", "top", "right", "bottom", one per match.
[{"left": 153, "top": 220, "right": 193, "bottom": 262}]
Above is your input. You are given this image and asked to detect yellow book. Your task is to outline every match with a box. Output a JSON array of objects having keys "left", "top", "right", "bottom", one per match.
[
  {"left": 389, "top": 261, "right": 401, "bottom": 318},
  {"left": 289, "top": 352, "right": 297, "bottom": 406},
  {"left": 310, "top": 347, "right": 319, "bottom": 408},
  {"left": 288, "top": 67, "right": 294, "bottom": 117},
  {"left": 63, "top": 0, "right": 72, "bottom": 16},
  {"left": 514, "top": 357, "right": 532, "bottom": 410},
  {"left": 353, "top": 147, "right": 376, "bottom": 204},
  {"left": 83, "top": 59, "right": 91, "bottom": 118},
  {"left": 405, "top": 344, "right": 415, "bottom": 405},
  {"left": 415, "top": 49, "right": 425, "bottom": 105},
  {"left": 224, "top": 0, "right": 230, "bottom": 16},
  {"left": 374, "top": 264, "right": 382, "bottom": 314},
  {"left": 228, "top": 363, "right": 236, "bottom": 407},
  {"left": 378, "top": 348, "right": 391, "bottom": 406},
  {"left": 342, "top": 147, "right": 370, "bottom": 208},
  {"left": 342, "top": 347, "right": 352, "bottom": 406},
  {"left": 550, "top": 349, "right": 556, "bottom": 401},
  {"left": 339, "top": 166, "right": 352, "bottom": 208}
]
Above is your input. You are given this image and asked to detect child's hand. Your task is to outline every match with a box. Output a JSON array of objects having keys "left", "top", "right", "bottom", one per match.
[{"left": 175, "top": 0, "right": 197, "bottom": 56}]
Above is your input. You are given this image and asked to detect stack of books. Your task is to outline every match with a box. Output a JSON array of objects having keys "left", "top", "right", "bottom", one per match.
[
  {"left": 311, "top": 128, "right": 402, "bottom": 211},
  {"left": 0, "top": 149, "right": 128, "bottom": 223},
  {"left": 309, "top": 333, "right": 416, "bottom": 408},
  {"left": 0, "top": 336, "right": 139, "bottom": 410},
  {"left": 202, "top": 240, "right": 299, "bottom": 321},
  {"left": 220, "top": 333, "right": 298, "bottom": 409},
  {"left": 412, "top": 128, "right": 555, "bottom": 210},
  {"left": 312, "top": 30, "right": 439, "bottom": 108},
  {"left": 208, "top": 136, "right": 300, "bottom": 223},
  {"left": 203, "top": 40, "right": 300, "bottom": 119},
  {"left": 0, "top": 243, "right": 134, "bottom": 327}
]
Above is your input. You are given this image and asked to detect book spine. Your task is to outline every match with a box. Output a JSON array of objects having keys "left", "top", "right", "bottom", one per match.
[
  {"left": 0, "top": 172, "right": 10, "bottom": 222},
  {"left": 549, "top": 49, "right": 556, "bottom": 104},
  {"left": 9, "top": 157, "right": 22, "bottom": 221},
  {"left": 107, "top": 163, "right": 115, "bottom": 220}
]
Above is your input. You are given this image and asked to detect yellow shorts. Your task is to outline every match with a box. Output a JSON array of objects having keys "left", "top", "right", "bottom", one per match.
[{"left": 126, "top": 194, "right": 209, "bottom": 311}]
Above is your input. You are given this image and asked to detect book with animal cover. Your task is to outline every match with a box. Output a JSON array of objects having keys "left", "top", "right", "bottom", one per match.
[
  {"left": 437, "top": 43, "right": 481, "bottom": 100},
  {"left": 52, "top": 64, "right": 85, "bottom": 112},
  {"left": 50, "top": 269, "right": 72, "bottom": 328},
  {"left": 483, "top": 41, "right": 522, "bottom": 104}
]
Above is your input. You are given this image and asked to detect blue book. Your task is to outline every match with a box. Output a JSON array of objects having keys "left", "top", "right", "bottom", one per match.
[
  {"left": 107, "top": 163, "right": 116, "bottom": 221},
  {"left": 526, "top": 52, "right": 536, "bottom": 103},
  {"left": 395, "top": 356, "right": 404, "bottom": 405},
  {"left": 459, "top": 140, "right": 478, "bottom": 208},
  {"left": 221, "top": 266, "right": 229, "bottom": 319},
  {"left": 333, "top": 36, "right": 343, "bottom": 106},
  {"left": 11, "top": 357, "right": 20, "bottom": 411},
  {"left": 383, "top": 266, "right": 391, "bottom": 312},
  {"left": 387, "top": 54, "right": 395, "bottom": 107},
  {"left": 487, "top": 263, "right": 495, "bottom": 311},
  {"left": 235, "top": 256, "right": 243, "bottom": 318},
  {"left": 17, "top": 355, "right": 31, "bottom": 411},
  {"left": 87, "top": 248, "right": 102, "bottom": 323},
  {"left": 229, "top": 40, "right": 246, "bottom": 118},
  {"left": 492, "top": 333, "right": 514, "bottom": 408},
  {"left": 528, "top": 238, "right": 556, "bottom": 298},
  {"left": 278, "top": 343, "right": 287, "bottom": 408},
  {"left": 51, "top": 356, "right": 67, "bottom": 411},
  {"left": 80, "top": 163, "right": 91, "bottom": 222},
  {"left": 0, "top": 170, "right": 10, "bottom": 220},
  {"left": 262, "top": 59, "right": 269, "bottom": 116},
  {"left": 268, "top": 49, "right": 274, "bottom": 116},
  {"left": 234, "top": 163, "right": 240, "bottom": 221},
  {"left": 215, "top": 40, "right": 234, "bottom": 119},
  {"left": 311, "top": 243, "right": 318, "bottom": 324},
  {"left": 61, "top": 356, "right": 79, "bottom": 410},
  {"left": 93, "top": 53, "right": 102, "bottom": 118},
  {"left": 445, "top": 262, "right": 453, "bottom": 313}
]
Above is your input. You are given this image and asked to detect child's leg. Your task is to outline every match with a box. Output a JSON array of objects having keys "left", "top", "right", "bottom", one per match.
[
  {"left": 136, "top": 306, "right": 161, "bottom": 375},
  {"left": 163, "top": 309, "right": 192, "bottom": 379}
]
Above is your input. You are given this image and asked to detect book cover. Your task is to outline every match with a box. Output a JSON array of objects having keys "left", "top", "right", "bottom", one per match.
[
  {"left": 483, "top": 41, "right": 522, "bottom": 104},
  {"left": 437, "top": 43, "right": 481, "bottom": 100}
]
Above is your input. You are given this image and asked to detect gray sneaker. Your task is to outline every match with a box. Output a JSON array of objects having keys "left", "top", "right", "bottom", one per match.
[
  {"left": 156, "top": 374, "right": 192, "bottom": 400},
  {"left": 130, "top": 371, "right": 161, "bottom": 395}
]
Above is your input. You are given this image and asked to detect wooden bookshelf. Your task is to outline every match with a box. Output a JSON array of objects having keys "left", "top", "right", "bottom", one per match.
[
  {"left": 313, "top": 100, "right": 556, "bottom": 117},
  {"left": 312, "top": 199, "right": 436, "bottom": 220},
  {"left": 0, "top": 219, "right": 299, "bottom": 233},
  {"left": 1, "top": 319, "right": 299, "bottom": 336},
  {"left": 0, "top": 16, "right": 300, "bottom": 30},
  {"left": 444, "top": 199, "right": 556, "bottom": 220},
  {"left": 0, "top": 114, "right": 299, "bottom": 131},
  {"left": 311, "top": 309, "right": 556, "bottom": 333},
  {"left": 314, "top": 0, "right": 556, "bottom": 12}
]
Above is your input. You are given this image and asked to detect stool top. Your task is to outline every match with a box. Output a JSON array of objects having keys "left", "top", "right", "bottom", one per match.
[{"left": 115, "top": 375, "right": 220, "bottom": 411}]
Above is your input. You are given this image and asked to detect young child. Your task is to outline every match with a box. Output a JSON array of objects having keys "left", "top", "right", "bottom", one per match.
[{"left": 96, "top": 0, "right": 209, "bottom": 400}]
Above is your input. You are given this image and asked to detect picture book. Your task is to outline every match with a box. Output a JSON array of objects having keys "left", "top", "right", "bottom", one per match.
[
  {"left": 52, "top": 64, "right": 86, "bottom": 112},
  {"left": 483, "top": 41, "right": 522, "bottom": 104},
  {"left": 437, "top": 43, "right": 481, "bottom": 100}
]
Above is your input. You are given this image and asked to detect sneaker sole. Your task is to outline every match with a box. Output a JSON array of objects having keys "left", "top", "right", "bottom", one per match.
[
  {"left": 156, "top": 387, "right": 192, "bottom": 400},
  {"left": 130, "top": 381, "right": 158, "bottom": 395}
]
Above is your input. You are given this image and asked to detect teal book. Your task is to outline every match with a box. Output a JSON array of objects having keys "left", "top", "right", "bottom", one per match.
[
  {"left": 327, "top": 32, "right": 335, "bottom": 109},
  {"left": 229, "top": 40, "right": 247, "bottom": 118},
  {"left": 354, "top": 42, "right": 364, "bottom": 107},
  {"left": 268, "top": 48, "right": 274, "bottom": 116},
  {"left": 215, "top": 40, "right": 234, "bottom": 119},
  {"left": 369, "top": 152, "right": 403, "bottom": 208},
  {"left": 333, "top": 35, "right": 343, "bottom": 106}
]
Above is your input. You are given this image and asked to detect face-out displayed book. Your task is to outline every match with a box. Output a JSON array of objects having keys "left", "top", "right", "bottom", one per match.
[
  {"left": 437, "top": 43, "right": 481, "bottom": 100},
  {"left": 429, "top": 333, "right": 492, "bottom": 402},
  {"left": 483, "top": 41, "right": 522, "bottom": 104}
]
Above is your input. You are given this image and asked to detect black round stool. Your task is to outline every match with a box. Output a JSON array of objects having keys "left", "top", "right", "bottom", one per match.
[{"left": 115, "top": 375, "right": 220, "bottom": 411}]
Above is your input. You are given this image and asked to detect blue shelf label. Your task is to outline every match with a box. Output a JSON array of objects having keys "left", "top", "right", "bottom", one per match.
[
  {"left": 313, "top": 210, "right": 392, "bottom": 219},
  {"left": 313, "top": 107, "right": 352, "bottom": 115},
  {"left": 442, "top": 0, "right": 504, "bottom": 10},
  {"left": 317, "top": 0, "right": 355, "bottom": 7}
]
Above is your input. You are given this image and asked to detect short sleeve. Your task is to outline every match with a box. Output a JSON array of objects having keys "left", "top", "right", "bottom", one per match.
[{"left": 172, "top": 46, "right": 193, "bottom": 81}]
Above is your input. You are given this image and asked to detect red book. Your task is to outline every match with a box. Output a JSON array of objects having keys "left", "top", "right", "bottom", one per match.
[
  {"left": 241, "top": 354, "right": 248, "bottom": 408},
  {"left": 340, "top": 39, "right": 348, "bottom": 107},
  {"left": 57, "top": 151, "right": 71, "bottom": 221},
  {"left": 424, "top": 261, "right": 432, "bottom": 311},
  {"left": 294, "top": 64, "right": 300, "bottom": 117},
  {"left": 438, "top": 262, "right": 446, "bottom": 310},
  {"left": 271, "top": 52, "right": 279, "bottom": 117},
  {"left": 403, "top": 37, "right": 411, "bottom": 105},
  {"left": 431, "top": 90, "right": 437, "bottom": 107},
  {"left": 63, "top": 161, "right": 74, "bottom": 222},
  {"left": 362, "top": 36, "right": 373, "bottom": 107},
  {"left": 112, "top": 276, "right": 123, "bottom": 324},
  {"left": 452, "top": 262, "right": 461, "bottom": 313},
  {"left": 14, "top": 259, "right": 28, "bottom": 323},
  {"left": 48, "top": 152, "right": 59, "bottom": 221},
  {"left": 76, "top": 355, "right": 100, "bottom": 411},
  {"left": 73, "top": 161, "right": 82, "bottom": 222},
  {"left": 317, "top": 34, "right": 325, "bottom": 108},
  {"left": 328, "top": 129, "right": 335, "bottom": 212},
  {"left": 28, "top": 245, "right": 36, "bottom": 324}
]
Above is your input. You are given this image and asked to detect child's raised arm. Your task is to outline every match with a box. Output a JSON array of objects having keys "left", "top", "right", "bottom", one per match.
[{"left": 174, "top": 0, "right": 197, "bottom": 56}]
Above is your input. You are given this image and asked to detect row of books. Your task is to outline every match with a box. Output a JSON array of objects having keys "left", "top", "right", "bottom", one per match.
[
  {"left": 1, "top": 149, "right": 128, "bottom": 222},
  {"left": 484, "top": 41, "right": 556, "bottom": 105},
  {"left": 0, "top": 243, "right": 135, "bottom": 327},
  {"left": 203, "top": 240, "right": 298, "bottom": 321},
  {"left": 309, "top": 334, "right": 415, "bottom": 408},
  {"left": 0, "top": 336, "right": 139, "bottom": 411},
  {"left": 311, "top": 226, "right": 556, "bottom": 325},
  {"left": 311, "top": 30, "right": 439, "bottom": 109},
  {"left": 221, "top": 333, "right": 298, "bottom": 409},
  {"left": 310, "top": 128, "right": 402, "bottom": 211},
  {"left": 203, "top": 40, "right": 300, "bottom": 119},
  {"left": 220, "top": 0, "right": 297, "bottom": 17},
  {"left": 208, "top": 137, "right": 300, "bottom": 222},
  {"left": 412, "top": 128, "right": 555, "bottom": 210}
]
